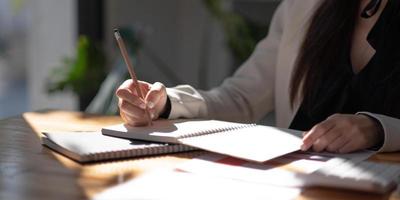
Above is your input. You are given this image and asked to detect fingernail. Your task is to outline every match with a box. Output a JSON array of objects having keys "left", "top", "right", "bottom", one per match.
[
  {"left": 150, "top": 112, "right": 155, "bottom": 119},
  {"left": 300, "top": 144, "right": 307, "bottom": 151},
  {"left": 147, "top": 101, "right": 155, "bottom": 109},
  {"left": 139, "top": 103, "right": 146, "bottom": 109}
]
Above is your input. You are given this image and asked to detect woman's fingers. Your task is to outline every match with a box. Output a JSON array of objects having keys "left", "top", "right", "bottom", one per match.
[
  {"left": 147, "top": 108, "right": 157, "bottom": 120},
  {"left": 145, "top": 82, "right": 165, "bottom": 108},
  {"left": 116, "top": 80, "right": 167, "bottom": 126},
  {"left": 116, "top": 79, "right": 152, "bottom": 126},
  {"left": 145, "top": 82, "right": 167, "bottom": 118},
  {"left": 311, "top": 128, "right": 342, "bottom": 152},
  {"left": 119, "top": 100, "right": 146, "bottom": 119},
  {"left": 116, "top": 79, "right": 154, "bottom": 110},
  {"left": 326, "top": 132, "right": 349, "bottom": 152},
  {"left": 338, "top": 140, "right": 358, "bottom": 153},
  {"left": 120, "top": 111, "right": 149, "bottom": 127},
  {"left": 138, "top": 80, "right": 151, "bottom": 95},
  {"left": 118, "top": 79, "right": 136, "bottom": 94},
  {"left": 119, "top": 99, "right": 149, "bottom": 126},
  {"left": 116, "top": 89, "right": 146, "bottom": 109},
  {"left": 301, "top": 114, "right": 382, "bottom": 153},
  {"left": 301, "top": 119, "right": 335, "bottom": 151}
]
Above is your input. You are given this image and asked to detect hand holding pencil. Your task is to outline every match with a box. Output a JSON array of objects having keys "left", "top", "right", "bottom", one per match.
[
  {"left": 116, "top": 79, "right": 168, "bottom": 126},
  {"left": 114, "top": 29, "right": 168, "bottom": 126}
]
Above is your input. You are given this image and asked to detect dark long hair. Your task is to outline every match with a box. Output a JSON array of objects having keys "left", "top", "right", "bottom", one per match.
[{"left": 290, "top": 1, "right": 361, "bottom": 107}]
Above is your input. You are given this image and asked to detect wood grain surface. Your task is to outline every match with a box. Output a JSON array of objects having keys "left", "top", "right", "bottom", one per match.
[{"left": 0, "top": 110, "right": 398, "bottom": 200}]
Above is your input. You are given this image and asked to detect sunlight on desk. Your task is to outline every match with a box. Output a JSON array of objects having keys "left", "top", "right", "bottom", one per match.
[
  {"left": 19, "top": 111, "right": 205, "bottom": 199},
  {"left": 23, "top": 111, "right": 123, "bottom": 135}
]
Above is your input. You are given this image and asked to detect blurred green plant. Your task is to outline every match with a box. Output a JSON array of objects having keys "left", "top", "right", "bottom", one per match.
[
  {"left": 203, "top": 0, "right": 268, "bottom": 65},
  {"left": 0, "top": 40, "right": 6, "bottom": 57},
  {"left": 11, "top": 0, "right": 24, "bottom": 13},
  {"left": 47, "top": 36, "right": 107, "bottom": 110}
]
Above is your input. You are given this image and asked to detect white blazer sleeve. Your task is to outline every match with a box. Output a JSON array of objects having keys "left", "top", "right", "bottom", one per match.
[
  {"left": 167, "top": 0, "right": 289, "bottom": 122},
  {"left": 357, "top": 112, "right": 400, "bottom": 152}
]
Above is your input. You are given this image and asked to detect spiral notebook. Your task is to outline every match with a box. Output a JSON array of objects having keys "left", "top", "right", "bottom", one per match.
[
  {"left": 102, "top": 119, "right": 303, "bottom": 163},
  {"left": 42, "top": 131, "right": 196, "bottom": 163}
]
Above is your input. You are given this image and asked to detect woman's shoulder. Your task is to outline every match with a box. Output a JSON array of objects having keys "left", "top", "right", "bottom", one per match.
[
  {"left": 279, "top": 0, "right": 322, "bottom": 23},
  {"left": 277, "top": 0, "right": 321, "bottom": 37},
  {"left": 282, "top": 0, "right": 321, "bottom": 10}
]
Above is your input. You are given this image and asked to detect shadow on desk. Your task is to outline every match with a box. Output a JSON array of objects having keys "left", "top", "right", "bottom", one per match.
[{"left": 300, "top": 187, "right": 394, "bottom": 200}]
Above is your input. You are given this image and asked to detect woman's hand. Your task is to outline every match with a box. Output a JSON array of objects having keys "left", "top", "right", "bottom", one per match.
[
  {"left": 116, "top": 79, "right": 168, "bottom": 126},
  {"left": 301, "top": 114, "right": 383, "bottom": 153}
]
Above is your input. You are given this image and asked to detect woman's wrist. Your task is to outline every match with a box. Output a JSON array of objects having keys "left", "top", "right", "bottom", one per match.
[{"left": 358, "top": 113, "right": 384, "bottom": 150}]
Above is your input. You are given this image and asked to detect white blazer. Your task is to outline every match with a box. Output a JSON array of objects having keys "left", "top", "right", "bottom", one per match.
[{"left": 165, "top": 0, "right": 400, "bottom": 152}]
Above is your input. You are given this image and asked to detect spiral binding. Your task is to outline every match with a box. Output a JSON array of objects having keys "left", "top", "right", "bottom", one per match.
[
  {"left": 87, "top": 144, "right": 196, "bottom": 162},
  {"left": 177, "top": 123, "right": 256, "bottom": 139}
]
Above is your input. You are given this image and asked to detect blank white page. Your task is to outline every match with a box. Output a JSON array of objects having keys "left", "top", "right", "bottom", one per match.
[{"left": 179, "top": 125, "right": 303, "bottom": 163}]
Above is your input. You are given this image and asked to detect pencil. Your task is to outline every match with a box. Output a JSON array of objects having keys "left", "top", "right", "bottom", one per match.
[{"left": 114, "top": 29, "right": 152, "bottom": 126}]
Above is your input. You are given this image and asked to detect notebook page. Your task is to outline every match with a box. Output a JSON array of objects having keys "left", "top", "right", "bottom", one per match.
[
  {"left": 43, "top": 131, "right": 194, "bottom": 162},
  {"left": 44, "top": 132, "right": 164, "bottom": 155},
  {"left": 179, "top": 125, "right": 303, "bottom": 163},
  {"left": 102, "top": 119, "right": 252, "bottom": 143}
]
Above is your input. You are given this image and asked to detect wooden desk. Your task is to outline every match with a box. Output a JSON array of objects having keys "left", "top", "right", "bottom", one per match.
[{"left": 0, "top": 110, "right": 399, "bottom": 200}]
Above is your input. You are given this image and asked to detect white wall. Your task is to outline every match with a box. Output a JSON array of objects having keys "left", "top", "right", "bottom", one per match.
[{"left": 27, "top": 0, "right": 77, "bottom": 111}]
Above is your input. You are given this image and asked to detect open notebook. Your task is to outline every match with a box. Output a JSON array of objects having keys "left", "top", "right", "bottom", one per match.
[
  {"left": 42, "top": 131, "right": 196, "bottom": 163},
  {"left": 102, "top": 119, "right": 303, "bottom": 163}
]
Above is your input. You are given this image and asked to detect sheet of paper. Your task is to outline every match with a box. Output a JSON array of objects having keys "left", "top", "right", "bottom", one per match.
[
  {"left": 179, "top": 125, "right": 303, "bottom": 162},
  {"left": 94, "top": 152, "right": 377, "bottom": 199},
  {"left": 177, "top": 152, "right": 331, "bottom": 187},
  {"left": 94, "top": 169, "right": 301, "bottom": 200},
  {"left": 177, "top": 151, "right": 376, "bottom": 189}
]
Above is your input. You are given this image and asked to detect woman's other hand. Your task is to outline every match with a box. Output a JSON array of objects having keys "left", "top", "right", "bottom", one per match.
[
  {"left": 116, "top": 79, "right": 168, "bottom": 126},
  {"left": 301, "top": 114, "right": 383, "bottom": 153}
]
